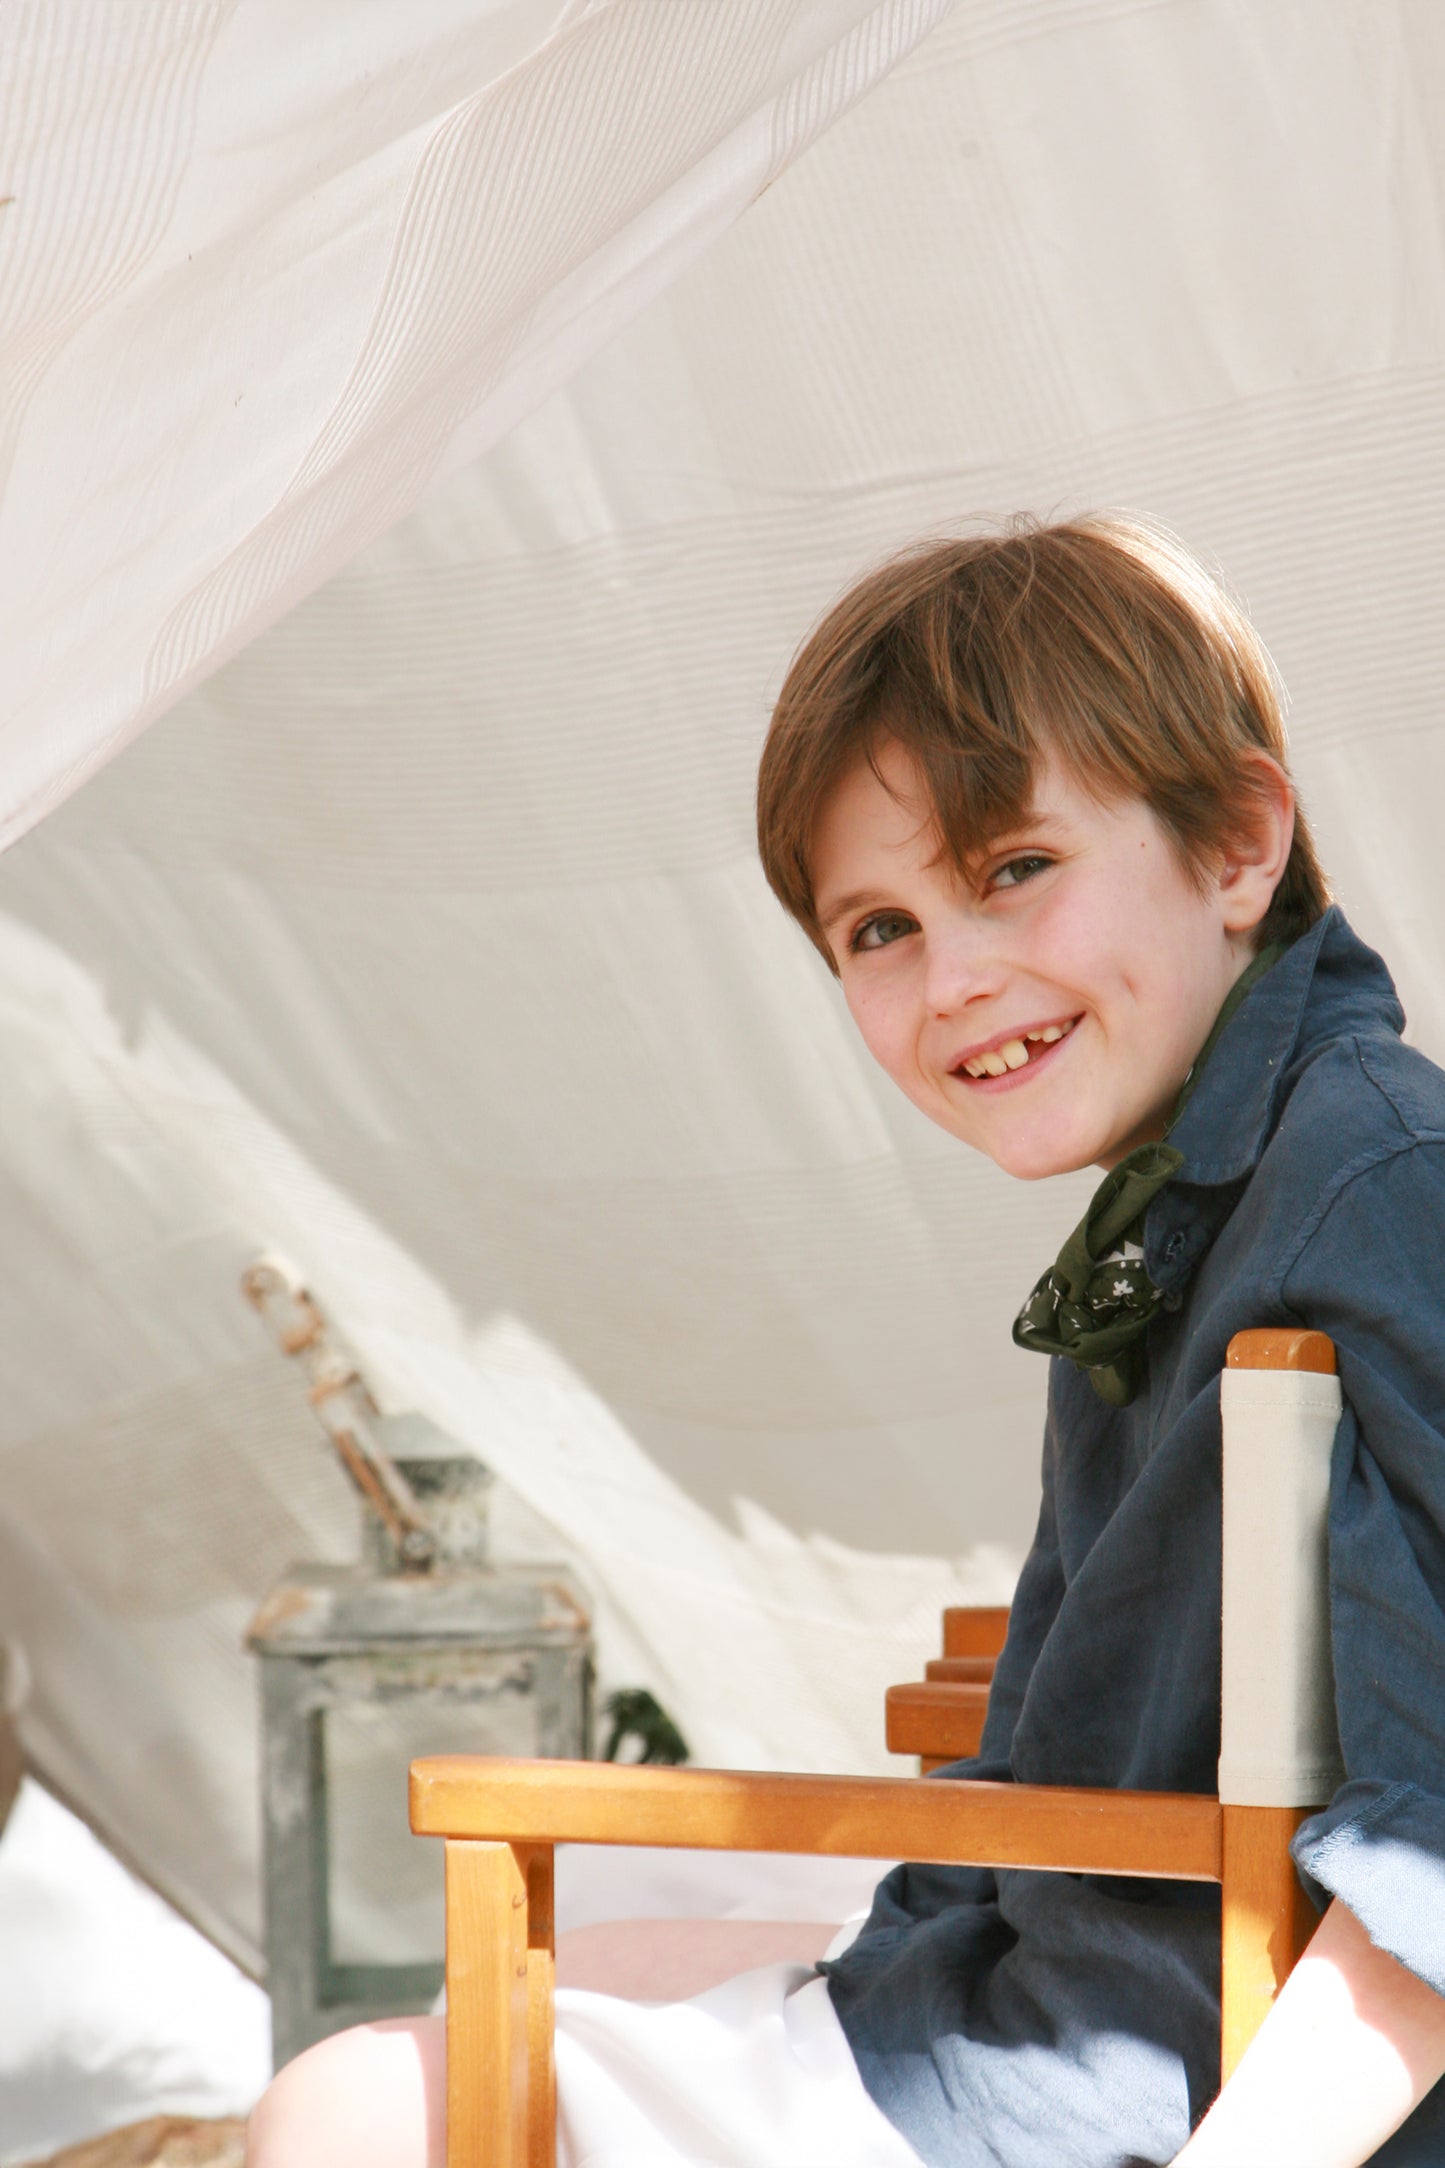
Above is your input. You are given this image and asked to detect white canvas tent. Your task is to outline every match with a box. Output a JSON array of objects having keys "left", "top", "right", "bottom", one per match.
[{"left": 2, "top": 0, "right": 1443, "bottom": 2010}]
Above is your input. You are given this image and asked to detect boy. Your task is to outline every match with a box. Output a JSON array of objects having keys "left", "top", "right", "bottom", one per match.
[{"left": 248, "top": 518, "right": 1445, "bottom": 2165}]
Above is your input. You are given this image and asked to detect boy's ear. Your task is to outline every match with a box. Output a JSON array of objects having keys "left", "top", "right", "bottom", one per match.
[{"left": 1218, "top": 750, "right": 1295, "bottom": 935}]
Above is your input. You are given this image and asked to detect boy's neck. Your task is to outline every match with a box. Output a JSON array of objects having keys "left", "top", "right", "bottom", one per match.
[{"left": 1093, "top": 937, "right": 1287, "bottom": 1172}]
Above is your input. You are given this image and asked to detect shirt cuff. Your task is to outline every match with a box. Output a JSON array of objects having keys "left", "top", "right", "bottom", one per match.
[{"left": 1291, "top": 1778, "right": 1445, "bottom": 1998}]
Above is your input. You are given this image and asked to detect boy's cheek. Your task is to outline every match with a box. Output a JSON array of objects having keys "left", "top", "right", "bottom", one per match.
[{"left": 841, "top": 986, "right": 912, "bottom": 1088}]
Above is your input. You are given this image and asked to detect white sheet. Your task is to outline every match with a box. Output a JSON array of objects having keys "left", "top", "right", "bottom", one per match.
[
  {"left": 0, "top": 0, "right": 950, "bottom": 847},
  {"left": 554, "top": 1965, "right": 922, "bottom": 2168},
  {"left": 0, "top": 1780, "right": 269, "bottom": 2166},
  {"left": 3, "top": 0, "right": 1445, "bottom": 1977}
]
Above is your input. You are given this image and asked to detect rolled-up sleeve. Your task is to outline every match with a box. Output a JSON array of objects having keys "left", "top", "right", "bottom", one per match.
[
  {"left": 1281, "top": 1135, "right": 1445, "bottom": 1996},
  {"left": 1292, "top": 1781, "right": 1445, "bottom": 1996}
]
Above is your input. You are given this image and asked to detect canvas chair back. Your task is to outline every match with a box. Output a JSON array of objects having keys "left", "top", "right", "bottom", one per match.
[{"left": 411, "top": 1327, "right": 1342, "bottom": 2165}]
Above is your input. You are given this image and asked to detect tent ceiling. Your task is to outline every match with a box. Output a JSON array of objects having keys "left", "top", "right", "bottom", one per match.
[{"left": 3, "top": 0, "right": 1444, "bottom": 1968}]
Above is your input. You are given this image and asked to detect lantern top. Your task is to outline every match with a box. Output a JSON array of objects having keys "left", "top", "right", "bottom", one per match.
[{"left": 245, "top": 1559, "right": 590, "bottom": 1657}]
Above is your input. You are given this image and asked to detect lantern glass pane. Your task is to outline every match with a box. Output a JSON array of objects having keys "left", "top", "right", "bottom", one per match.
[{"left": 323, "top": 1690, "right": 540, "bottom": 1964}]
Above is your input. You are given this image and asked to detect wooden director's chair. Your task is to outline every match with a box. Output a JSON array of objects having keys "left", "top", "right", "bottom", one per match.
[{"left": 411, "top": 1329, "right": 1343, "bottom": 2167}]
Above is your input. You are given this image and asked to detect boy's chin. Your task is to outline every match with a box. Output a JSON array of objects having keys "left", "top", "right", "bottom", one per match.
[
  {"left": 927, "top": 1092, "right": 1122, "bottom": 1180},
  {"left": 991, "top": 1145, "right": 1092, "bottom": 1183},
  {"left": 977, "top": 1123, "right": 1112, "bottom": 1184}
]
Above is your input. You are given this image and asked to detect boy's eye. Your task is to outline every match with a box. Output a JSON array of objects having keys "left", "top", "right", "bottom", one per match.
[
  {"left": 850, "top": 910, "right": 917, "bottom": 953},
  {"left": 989, "top": 853, "right": 1053, "bottom": 892}
]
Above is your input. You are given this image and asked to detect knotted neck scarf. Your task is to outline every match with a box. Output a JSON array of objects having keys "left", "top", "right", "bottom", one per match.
[{"left": 1012, "top": 942, "right": 1286, "bottom": 1407}]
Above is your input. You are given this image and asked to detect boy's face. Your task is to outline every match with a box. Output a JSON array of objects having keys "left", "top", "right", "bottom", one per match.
[{"left": 810, "top": 740, "right": 1260, "bottom": 1180}]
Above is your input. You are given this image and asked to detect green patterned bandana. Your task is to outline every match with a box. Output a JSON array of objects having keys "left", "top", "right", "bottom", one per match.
[{"left": 1012, "top": 942, "right": 1286, "bottom": 1407}]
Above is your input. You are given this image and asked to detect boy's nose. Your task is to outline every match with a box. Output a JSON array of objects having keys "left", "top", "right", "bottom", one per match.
[{"left": 923, "top": 926, "right": 1002, "bottom": 1019}]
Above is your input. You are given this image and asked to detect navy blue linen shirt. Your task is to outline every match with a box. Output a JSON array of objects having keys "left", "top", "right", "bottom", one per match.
[{"left": 826, "top": 909, "right": 1445, "bottom": 2167}]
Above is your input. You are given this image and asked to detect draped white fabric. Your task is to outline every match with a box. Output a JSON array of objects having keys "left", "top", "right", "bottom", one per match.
[
  {"left": 0, "top": 0, "right": 959, "bottom": 1965},
  {"left": 4, "top": 0, "right": 1445, "bottom": 1974},
  {"left": 0, "top": 0, "right": 948, "bottom": 844}
]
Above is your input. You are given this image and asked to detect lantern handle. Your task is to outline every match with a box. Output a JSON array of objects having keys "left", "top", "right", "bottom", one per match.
[{"left": 242, "top": 1254, "right": 438, "bottom": 1570}]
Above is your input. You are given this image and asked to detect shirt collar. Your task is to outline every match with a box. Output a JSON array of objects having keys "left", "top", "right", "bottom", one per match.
[{"left": 1144, "top": 906, "right": 1404, "bottom": 1282}]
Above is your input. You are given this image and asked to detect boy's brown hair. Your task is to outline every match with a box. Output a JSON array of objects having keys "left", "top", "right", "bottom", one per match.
[{"left": 757, "top": 515, "right": 1329, "bottom": 969}]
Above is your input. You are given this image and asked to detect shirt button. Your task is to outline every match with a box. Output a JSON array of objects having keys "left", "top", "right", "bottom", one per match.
[{"left": 1161, "top": 1288, "right": 1183, "bottom": 1312}]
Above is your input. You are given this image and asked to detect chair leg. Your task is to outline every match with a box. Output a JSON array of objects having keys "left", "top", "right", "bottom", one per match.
[
  {"left": 522, "top": 1846, "right": 557, "bottom": 2168},
  {"left": 445, "top": 1840, "right": 529, "bottom": 2167},
  {"left": 1220, "top": 1803, "right": 1317, "bottom": 2082}
]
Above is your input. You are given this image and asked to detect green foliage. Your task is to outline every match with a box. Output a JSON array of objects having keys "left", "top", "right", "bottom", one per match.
[{"left": 601, "top": 1687, "right": 689, "bottom": 1765}]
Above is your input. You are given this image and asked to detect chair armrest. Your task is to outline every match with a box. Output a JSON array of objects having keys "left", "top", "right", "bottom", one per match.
[
  {"left": 410, "top": 1757, "right": 1222, "bottom": 1882},
  {"left": 942, "top": 1605, "right": 1010, "bottom": 1658},
  {"left": 885, "top": 1680, "right": 989, "bottom": 1762}
]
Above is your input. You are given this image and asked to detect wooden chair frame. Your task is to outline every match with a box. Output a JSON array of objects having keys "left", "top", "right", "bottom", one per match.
[
  {"left": 411, "top": 1329, "right": 1334, "bottom": 2168},
  {"left": 882, "top": 1600, "right": 1007, "bottom": 1769}
]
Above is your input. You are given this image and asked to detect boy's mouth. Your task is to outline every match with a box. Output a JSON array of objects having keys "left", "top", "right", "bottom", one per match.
[{"left": 952, "top": 1016, "right": 1080, "bottom": 1083}]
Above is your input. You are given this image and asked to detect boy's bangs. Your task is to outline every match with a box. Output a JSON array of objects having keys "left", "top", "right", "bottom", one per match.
[
  {"left": 757, "top": 515, "right": 1331, "bottom": 965},
  {"left": 862, "top": 711, "right": 1039, "bottom": 884},
  {"left": 864, "top": 624, "right": 1162, "bottom": 888}
]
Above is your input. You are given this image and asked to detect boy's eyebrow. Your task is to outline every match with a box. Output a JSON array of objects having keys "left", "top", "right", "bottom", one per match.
[
  {"left": 968, "top": 805, "right": 1053, "bottom": 854},
  {"left": 816, "top": 808, "right": 1061, "bottom": 934},
  {"left": 816, "top": 887, "right": 891, "bottom": 935}
]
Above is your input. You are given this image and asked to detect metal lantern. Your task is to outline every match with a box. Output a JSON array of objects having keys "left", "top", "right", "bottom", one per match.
[{"left": 243, "top": 1263, "right": 592, "bottom": 2068}]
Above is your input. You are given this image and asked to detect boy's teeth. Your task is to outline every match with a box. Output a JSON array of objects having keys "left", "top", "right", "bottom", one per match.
[{"left": 961, "top": 1018, "right": 1076, "bottom": 1079}]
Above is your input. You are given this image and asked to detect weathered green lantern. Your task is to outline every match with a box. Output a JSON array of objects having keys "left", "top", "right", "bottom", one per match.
[{"left": 243, "top": 1263, "right": 592, "bottom": 2068}]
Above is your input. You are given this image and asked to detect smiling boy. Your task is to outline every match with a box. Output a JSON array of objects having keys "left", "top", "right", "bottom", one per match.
[
  {"left": 808, "top": 741, "right": 1264, "bottom": 1181},
  {"left": 756, "top": 515, "right": 1445, "bottom": 2165},
  {"left": 248, "top": 518, "right": 1445, "bottom": 2168}
]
